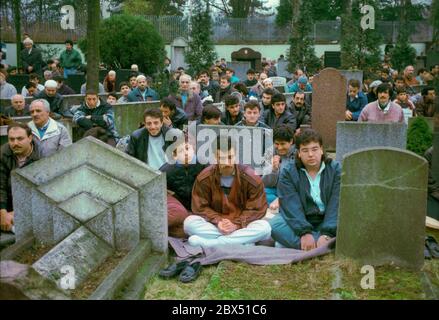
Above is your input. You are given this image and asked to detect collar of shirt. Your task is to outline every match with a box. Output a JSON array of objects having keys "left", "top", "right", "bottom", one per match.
[
  {"left": 301, "top": 161, "right": 326, "bottom": 180},
  {"left": 377, "top": 101, "right": 391, "bottom": 113}
]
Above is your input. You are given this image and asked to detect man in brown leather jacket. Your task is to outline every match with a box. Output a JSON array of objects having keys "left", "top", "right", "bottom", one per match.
[{"left": 184, "top": 136, "right": 271, "bottom": 247}]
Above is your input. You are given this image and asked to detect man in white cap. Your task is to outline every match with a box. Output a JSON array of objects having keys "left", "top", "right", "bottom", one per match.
[
  {"left": 35, "top": 79, "right": 64, "bottom": 119},
  {"left": 28, "top": 99, "right": 72, "bottom": 158}
]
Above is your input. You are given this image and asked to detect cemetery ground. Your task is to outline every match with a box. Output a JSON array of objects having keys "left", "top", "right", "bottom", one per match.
[{"left": 143, "top": 228, "right": 439, "bottom": 300}]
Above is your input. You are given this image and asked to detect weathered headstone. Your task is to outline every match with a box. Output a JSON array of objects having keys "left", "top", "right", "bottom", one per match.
[
  {"left": 312, "top": 68, "right": 346, "bottom": 151},
  {"left": 340, "top": 70, "right": 363, "bottom": 91},
  {"left": 11, "top": 137, "right": 168, "bottom": 289},
  {"left": 195, "top": 124, "right": 273, "bottom": 175},
  {"left": 336, "top": 147, "right": 428, "bottom": 270},
  {"left": 336, "top": 122, "right": 407, "bottom": 163}
]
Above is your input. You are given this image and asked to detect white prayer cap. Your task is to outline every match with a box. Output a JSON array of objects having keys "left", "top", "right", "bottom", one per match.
[{"left": 44, "top": 79, "right": 58, "bottom": 88}]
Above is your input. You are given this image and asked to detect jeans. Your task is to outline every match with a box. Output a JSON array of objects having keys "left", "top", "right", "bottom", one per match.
[
  {"left": 63, "top": 67, "right": 77, "bottom": 79},
  {"left": 269, "top": 214, "right": 321, "bottom": 249}
]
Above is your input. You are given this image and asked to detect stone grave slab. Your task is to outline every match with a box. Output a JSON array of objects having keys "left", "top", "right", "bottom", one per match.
[
  {"left": 336, "top": 147, "right": 428, "bottom": 270},
  {"left": 312, "top": 68, "right": 346, "bottom": 151},
  {"left": 195, "top": 124, "right": 273, "bottom": 175},
  {"left": 336, "top": 121, "right": 407, "bottom": 163},
  {"left": 33, "top": 226, "right": 113, "bottom": 287},
  {"left": 10, "top": 137, "right": 168, "bottom": 294}
]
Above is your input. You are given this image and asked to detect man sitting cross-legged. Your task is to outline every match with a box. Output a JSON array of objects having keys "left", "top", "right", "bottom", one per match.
[
  {"left": 270, "top": 129, "right": 341, "bottom": 250},
  {"left": 184, "top": 136, "right": 271, "bottom": 247}
]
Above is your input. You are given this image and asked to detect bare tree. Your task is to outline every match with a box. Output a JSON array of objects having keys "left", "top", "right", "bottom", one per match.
[{"left": 86, "top": 0, "right": 100, "bottom": 92}]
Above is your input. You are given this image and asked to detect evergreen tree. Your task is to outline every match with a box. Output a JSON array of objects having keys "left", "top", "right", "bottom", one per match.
[
  {"left": 185, "top": 0, "right": 217, "bottom": 77},
  {"left": 341, "top": 0, "right": 382, "bottom": 72},
  {"left": 390, "top": 0, "right": 416, "bottom": 72},
  {"left": 287, "top": 0, "right": 321, "bottom": 74}
]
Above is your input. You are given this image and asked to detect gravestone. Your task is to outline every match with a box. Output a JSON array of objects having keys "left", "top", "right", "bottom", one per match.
[
  {"left": 340, "top": 70, "right": 363, "bottom": 91},
  {"left": 336, "top": 147, "right": 428, "bottom": 270},
  {"left": 64, "top": 74, "right": 86, "bottom": 94},
  {"left": 227, "top": 61, "right": 251, "bottom": 82},
  {"left": 336, "top": 122, "right": 407, "bottom": 163},
  {"left": 11, "top": 137, "right": 168, "bottom": 289},
  {"left": 195, "top": 124, "right": 273, "bottom": 175},
  {"left": 113, "top": 101, "right": 160, "bottom": 136},
  {"left": 312, "top": 68, "right": 346, "bottom": 151}
]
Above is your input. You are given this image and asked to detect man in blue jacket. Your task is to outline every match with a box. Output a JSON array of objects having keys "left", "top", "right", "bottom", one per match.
[
  {"left": 345, "top": 79, "right": 367, "bottom": 121},
  {"left": 270, "top": 129, "right": 341, "bottom": 250}
]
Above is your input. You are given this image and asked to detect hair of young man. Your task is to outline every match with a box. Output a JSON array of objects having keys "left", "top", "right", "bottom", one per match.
[
  {"left": 224, "top": 94, "right": 240, "bottom": 107},
  {"left": 26, "top": 82, "right": 37, "bottom": 89},
  {"left": 107, "top": 92, "right": 117, "bottom": 100},
  {"left": 212, "top": 135, "right": 235, "bottom": 153},
  {"left": 294, "top": 129, "right": 326, "bottom": 167},
  {"left": 271, "top": 93, "right": 286, "bottom": 105},
  {"left": 243, "top": 100, "right": 260, "bottom": 111},
  {"left": 143, "top": 108, "right": 163, "bottom": 121},
  {"left": 233, "top": 83, "right": 248, "bottom": 96},
  {"left": 417, "top": 68, "right": 427, "bottom": 76},
  {"left": 7, "top": 122, "right": 32, "bottom": 136},
  {"left": 65, "top": 39, "right": 74, "bottom": 46},
  {"left": 119, "top": 81, "right": 129, "bottom": 91},
  {"left": 246, "top": 69, "right": 255, "bottom": 75},
  {"left": 160, "top": 97, "right": 177, "bottom": 112},
  {"left": 395, "top": 75, "right": 405, "bottom": 82},
  {"left": 220, "top": 75, "right": 230, "bottom": 83},
  {"left": 293, "top": 91, "right": 306, "bottom": 98},
  {"left": 273, "top": 125, "right": 294, "bottom": 143},
  {"left": 85, "top": 89, "right": 98, "bottom": 97},
  {"left": 225, "top": 68, "right": 235, "bottom": 74},
  {"left": 395, "top": 87, "right": 407, "bottom": 95},
  {"left": 348, "top": 79, "right": 361, "bottom": 88},
  {"left": 262, "top": 88, "right": 275, "bottom": 96},
  {"left": 421, "top": 86, "right": 435, "bottom": 97},
  {"left": 376, "top": 83, "right": 392, "bottom": 96},
  {"left": 198, "top": 70, "right": 210, "bottom": 78},
  {"left": 202, "top": 105, "right": 222, "bottom": 120},
  {"left": 29, "top": 73, "right": 39, "bottom": 81}
]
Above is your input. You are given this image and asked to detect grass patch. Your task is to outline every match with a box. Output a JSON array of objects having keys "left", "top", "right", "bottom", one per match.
[
  {"left": 202, "top": 256, "right": 335, "bottom": 300},
  {"left": 143, "top": 228, "right": 439, "bottom": 300},
  {"left": 143, "top": 262, "right": 218, "bottom": 300}
]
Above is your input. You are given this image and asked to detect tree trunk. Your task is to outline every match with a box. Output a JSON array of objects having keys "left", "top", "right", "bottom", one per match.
[
  {"left": 291, "top": 0, "right": 302, "bottom": 39},
  {"left": 12, "top": 0, "right": 21, "bottom": 68},
  {"left": 86, "top": 0, "right": 100, "bottom": 93}
]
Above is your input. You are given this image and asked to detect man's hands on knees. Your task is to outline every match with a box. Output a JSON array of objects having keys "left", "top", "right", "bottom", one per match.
[
  {"left": 218, "top": 219, "right": 239, "bottom": 235},
  {"left": 300, "top": 233, "right": 316, "bottom": 251},
  {"left": 0, "top": 209, "right": 14, "bottom": 232},
  {"left": 317, "top": 235, "right": 331, "bottom": 248},
  {"left": 269, "top": 198, "right": 279, "bottom": 210}
]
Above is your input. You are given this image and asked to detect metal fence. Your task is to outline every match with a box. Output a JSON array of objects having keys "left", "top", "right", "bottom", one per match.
[{"left": 0, "top": 13, "right": 433, "bottom": 44}]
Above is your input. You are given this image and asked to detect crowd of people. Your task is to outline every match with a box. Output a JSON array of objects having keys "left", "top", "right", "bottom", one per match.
[{"left": 0, "top": 38, "right": 438, "bottom": 255}]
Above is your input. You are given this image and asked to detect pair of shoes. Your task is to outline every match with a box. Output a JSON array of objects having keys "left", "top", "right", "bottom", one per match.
[
  {"left": 425, "top": 236, "right": 439, "bottom": 259},
  {"left": 159, "top": 260, "right": 190, "bottom": 279},
  {"left": 179, "top": 262, "right": 202, "bottom": 283}
]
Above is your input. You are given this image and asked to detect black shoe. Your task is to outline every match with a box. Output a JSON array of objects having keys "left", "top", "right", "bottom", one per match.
[
  {"left": 179, "top": 262, "right": 202, "bottom": 283},
  {"left": 426, "top": 236, "right": 439, "bottom": 259},
  {"left": 159, "top": 260, "right": 190, "bottom": 279}
]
